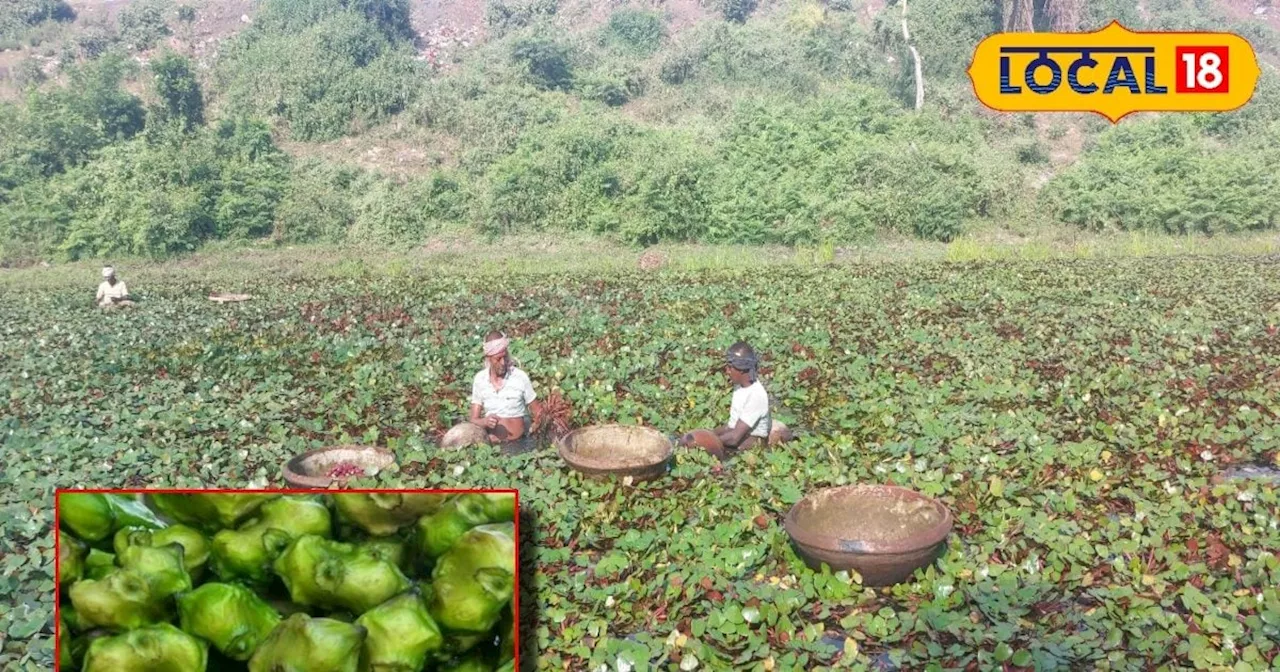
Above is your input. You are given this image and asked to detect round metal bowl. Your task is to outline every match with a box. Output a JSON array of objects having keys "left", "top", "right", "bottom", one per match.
[
  {"left": 784, "top": 484, "right": 953, "bottom": 587},
  {"left": 283, "top": 445, "right": 396, "bottom": 489},
  {"left": 769, "top": 421, "right": 796, "bottom": 446},
  {"left": 441, "top": 423, "right": 489, "bottom": 451},
  {"left": 558, "top": 424, "right": 673, "bottom": 482}
]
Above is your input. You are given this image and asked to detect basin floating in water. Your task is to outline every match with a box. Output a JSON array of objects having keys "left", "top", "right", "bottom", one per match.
[
  {"left": 559, "top": 424, "right": 673, "bottom": 482},
  {"left": 441, "top": 423, "right": 489, "bottom": 450},
  {"left": 1210, "top": 464, "right": 1280, "bottom": 486},
  {"left": 769, "top": 421, "right": 796, "bottom": 446},
  {"left": 784, "top": 484, "right": 953, "bottom": 587},
  {"left": 208, "top": 293, "right": 253, "bottom": 303},
  {"left": 283, "top": 445, "right": 396, "bottom": 489}
]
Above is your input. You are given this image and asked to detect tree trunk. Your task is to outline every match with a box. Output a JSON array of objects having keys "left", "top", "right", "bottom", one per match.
[{"left": 901, "top": 0, "right": 924, "bottom": 111}]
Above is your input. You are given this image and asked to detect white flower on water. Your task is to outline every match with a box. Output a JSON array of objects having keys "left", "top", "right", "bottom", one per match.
[
  {"left": 1237, "top": 491, "right": 1255, "bottom": 502},
  {"left": 1200, "top": 450, "right": 1215, "bottom": 462},
  {"left": 1134, "top": 511, "right": 1146, "bottom": 522},
  {"left": 680, "top": 653, "right": 700, "bottom": 671},
  {"left": 616, "top": 656, "right": 635, "bottom": 672},
  {"left": 605, "top": 596, "right": 615, "bottom": 608},
  {"left": 452, "top": 465, "right": 465, "bottom": 477}
]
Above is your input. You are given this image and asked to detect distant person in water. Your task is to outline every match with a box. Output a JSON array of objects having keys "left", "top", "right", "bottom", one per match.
[
  {"left": 469, "top": 331, "right": 537, "bottom": 454},
  {"left": 678, "top": 341, "right": 772, "bottom": 460},
  {"left": 95, "top": 266, "right": 134, "bottom": 308}
]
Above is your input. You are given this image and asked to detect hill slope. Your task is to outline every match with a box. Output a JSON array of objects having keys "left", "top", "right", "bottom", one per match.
[{"left": 0, "top": 0, "right": 1277, "bottom": 264}]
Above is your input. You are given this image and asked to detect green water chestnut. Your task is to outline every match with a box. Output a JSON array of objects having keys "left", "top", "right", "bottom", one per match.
[
  {"left": 248, "top": 613, "right": 367, "bottom": 672},
  {"left": 274, "top": 535, "right": 410, "bottom": 615},
  {"left": 428, "top": 523, "right": 515, "bottom": 635},
  {"left": 177, "top": 582, "right": 283, "bottom": 661}
]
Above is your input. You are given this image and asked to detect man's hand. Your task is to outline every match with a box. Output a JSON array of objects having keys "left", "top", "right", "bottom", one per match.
[{"left": 483, "top": 416, "right": 499, "bottom": 429}]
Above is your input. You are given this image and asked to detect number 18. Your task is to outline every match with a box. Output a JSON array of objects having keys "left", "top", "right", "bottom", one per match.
[{"left": 1176, "top": 47, "right": 1229, "bottom": 93}]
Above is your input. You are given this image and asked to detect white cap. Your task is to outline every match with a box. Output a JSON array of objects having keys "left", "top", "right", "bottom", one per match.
[{"left": 102, "top": 266, "right": 114, "bottom": 278}]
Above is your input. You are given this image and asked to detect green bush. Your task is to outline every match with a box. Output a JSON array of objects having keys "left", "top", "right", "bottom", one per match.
[
  {"left": 218, "top": 9, "right": 423, "bottom": 141},
  {"left": 511, "top": 37, "right": 575, "bottom": 91},
  {"left": 0, "top": 54, "right": 145, "bottom": 182},
  {"left": 0, "top": 118, "right": 289, "bottom": 261},
  {"left": 604, "top": 9, "right": 667, "bottom": 54},
  {"left": 485, "top": 0, "right": 559, "bottom": 37},
  {"left": 75, "top": 24, "right": 114, "bottom": 58},
  {"left": 0, "top": 0, "right": 74, "bottom": 44},
  {"left": 149, "top": 52, "right": 204, "bottom": 130},
  {"left": 1045, "top": 116, "right": 1280, "bottom": 234},
  {"left": 874, "top": 0, "right": 999, "bottom": 81},
  {"left": 578, "top": 76, "right": 630, "bottom": 106},
  {"left": 716, "top": 0, "right": 759, "bottom": 24},
  {"left": 118, "top": 0, "right": 172, "bottom": 52},
  {"left": 273, "top": 160, "right": 360, "bottom": 243},
  {"left": 346, "top": 173, "right": 468, "bottom": 243}
]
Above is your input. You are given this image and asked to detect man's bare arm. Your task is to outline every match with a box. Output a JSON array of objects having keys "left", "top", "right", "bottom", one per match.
[{"left": 718, "top": 421, "right": 752, "bottom": 449}]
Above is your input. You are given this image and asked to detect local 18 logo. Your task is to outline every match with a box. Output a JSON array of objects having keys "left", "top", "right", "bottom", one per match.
[{"left": 968, "top": 21, "right": 1261, "bottom": 122}]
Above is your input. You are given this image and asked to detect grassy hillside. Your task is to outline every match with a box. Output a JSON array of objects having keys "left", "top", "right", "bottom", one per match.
[{"left": 0, "top": 0, "right": 1278, "bottom": 264}]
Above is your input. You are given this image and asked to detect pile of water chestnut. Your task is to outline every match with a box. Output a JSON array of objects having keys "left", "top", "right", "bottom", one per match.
[{"left": 57, "top": 492, "right": 516, "bottom": 672}]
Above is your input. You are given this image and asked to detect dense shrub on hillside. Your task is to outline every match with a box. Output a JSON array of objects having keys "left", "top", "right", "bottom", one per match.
[
  {"left": 272, "top": 160, "right": 359, "bottom": 243},
  {"left": 656, "top": 22, "right": 827, "bottom": 91},
  {"left": 715, "top": 0, "right": 759, "bottom": 24},
  {"left": 707, "top": 93, "right": 1017, "bottom": 242},
  {"left": 0, "top": 54, "right": 144, "bottom": 196},
  {"left": 511, "top": 37, "right": 575, "bottom": 91},
  {"left": 1045, "top": 116, "right": 1280, "bottom": 234},
  {"left": 117, "top": 0, "right": 173, "bottom": 51},
  {"left": 218, "top": 6, "right": 422, "bottom": 141},
  {"left": 463, "top": 88, "right": 1017, "bottom": 243},
  {"left": 476, "top": 115, "right": 641, "bottom": 234},
  {"left": 414, "top": 78, "right": 566, "bottom": 168},
  {"left": 149, "top": 52, "right": 204, "bottom": 130},
  {"left": 603, "top": 9, "right": 666, "bottom": 54},
  {"left": 874, "top": 0, "right": 999, "bottom": 82},
  {"left": 0, "top": 119, "right": 289, "bottom": 260},
  {"left": 486, "top": 0, "right": 559, "bottom": 37},
  {"left": 0, "top": 0, "right": 74, "bottom": 47}
]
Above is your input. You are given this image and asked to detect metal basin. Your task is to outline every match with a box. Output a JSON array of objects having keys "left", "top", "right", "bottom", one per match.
[
  {"left": 208, "top": 293, "right": 252, "bottom": 303},
  {"left": 558, "top": 424, "right": 673, "bottom": 482},
  {"left": 441, "top": 423, "right": 489, "bottom": 450},
  {"left": 283, "top": 445, "right": 396, "bottom": 489},
  {"left": 784, "top": 484, "right": 953, "bottom": 587}
]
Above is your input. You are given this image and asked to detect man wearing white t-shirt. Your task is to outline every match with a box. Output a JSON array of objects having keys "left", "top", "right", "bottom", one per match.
[
  {"left": 95, "top": 266, "right": 134, "bottom": 308},
  {"left": 678, "top": 341, "right": 771, "bottom": 459},
  {"left": 468, "top": 330, "right": 537, "bottom": 454}
]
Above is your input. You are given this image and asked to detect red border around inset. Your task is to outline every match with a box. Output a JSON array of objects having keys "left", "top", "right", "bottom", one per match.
[{"left": 53, "top": 488, "right": 521, "bottom": 672}]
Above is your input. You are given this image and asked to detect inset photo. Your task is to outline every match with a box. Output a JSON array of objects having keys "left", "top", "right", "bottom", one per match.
[{"left": 55, "top": 489, "right": 518, "bottom": 672}]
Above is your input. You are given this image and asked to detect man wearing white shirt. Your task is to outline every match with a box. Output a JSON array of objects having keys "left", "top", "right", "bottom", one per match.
[
  {"left": 679, "top": 341, "right": 772, "bottom": 459},
  {"left": 469, "top": 330, "right": 538, "bottom": 454},
  {"left": 95, "top": 266, "right": 133, "bottom": 308}
]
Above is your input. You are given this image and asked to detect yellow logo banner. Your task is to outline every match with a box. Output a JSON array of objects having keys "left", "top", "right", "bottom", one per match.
[{"left": 968, "top": 21, "right": 1261, "bottom": 122}]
